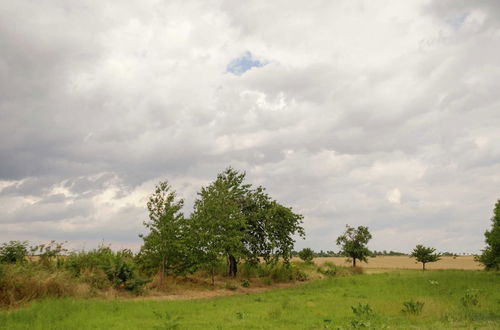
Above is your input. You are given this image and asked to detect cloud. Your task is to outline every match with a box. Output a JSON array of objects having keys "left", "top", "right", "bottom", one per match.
[{"left": 0, "top": 0, "right": 499, "bottom": 253}]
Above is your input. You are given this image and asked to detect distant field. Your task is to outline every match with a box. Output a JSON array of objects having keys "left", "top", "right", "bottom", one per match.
[{"left": 308, "top": 255, "right": 482, "bottom": 270}]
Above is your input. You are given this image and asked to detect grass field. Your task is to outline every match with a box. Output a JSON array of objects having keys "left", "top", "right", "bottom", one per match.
[
  {"left": 1, "top": 270, "right": 498, "bottom": 329},
  {"left": 310, "top": 256, "right": 482, "bottom": 271}
]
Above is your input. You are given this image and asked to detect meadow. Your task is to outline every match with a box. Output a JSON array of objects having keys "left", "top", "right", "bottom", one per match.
[{"left": 1, "top": 269, "right": 499, "bottom": 329}]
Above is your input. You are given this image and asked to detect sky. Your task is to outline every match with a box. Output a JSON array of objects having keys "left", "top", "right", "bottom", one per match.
[{"left": 1, "top": 0, "right": 499, "bottom": 254}]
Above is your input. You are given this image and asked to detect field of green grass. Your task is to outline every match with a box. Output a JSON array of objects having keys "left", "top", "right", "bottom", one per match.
[{"left": 1, "top": 270, "right": 499, "bottom": 329}]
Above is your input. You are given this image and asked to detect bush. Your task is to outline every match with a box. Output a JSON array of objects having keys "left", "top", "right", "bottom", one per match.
[
  {"left": 461, "top": 289, "right": 480, "bottom": 308},
  {"left": 241, "top": 279, "right": 250, "bottom": 288},
  {"left": 0, "top": 241, "right": 28, "bottom": 264},
  {"left": 64, "top": 246, "right": 147, "bottom": 294},
  {"left": 298, "top": 248, "right": 314, "bottom": 264},
  {"left": 401, "top": 299, "right": 424, "bottom": 315},
  {"left": 317, "top": 262, "right": 337, "bottom": 277}
]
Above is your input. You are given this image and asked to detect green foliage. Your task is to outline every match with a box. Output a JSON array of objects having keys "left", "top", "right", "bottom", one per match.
[
  {"left": 138, "top": 181, "right": 194, "bottom": 283},
  {"left": 152, "top": 311, "right": 181, "bottom": 329},
  {"left": 350, "top": 303, "right": 374, "bottom": 328},
  {"left": 298, "top": 248, "right": 314, "bottom": 264},
  {"left": 410, "top": 245, "right": 440, "bottom": 270},
  {"left": 401, "top": 299, "right": 424, "bottom": 315},
  {"left": 189, "top": 167, "right": 305, "bottom": 278},
  {"left": 336, "top": 225, "right": 372, "bottom": 267},
  {"left": 461, "top": 289, "right": 480, "bottom": 308},
  {"left": 317, "top": 262, "right": 337, "bottom": 277},
  {"left": 65, "top": 246, "right": 147, "bottom": 294},
  {"left": 30, "top": 240, "right": 67, "bottom": 269},
  {"left": 0, "top": 241, "right": 28, "bottom": 264},
  {"left": 476, "top": 199, "right": 500, "bottom": 270},
  {"left": 240, "top": 279, "right": 250, "bottom": 288}
]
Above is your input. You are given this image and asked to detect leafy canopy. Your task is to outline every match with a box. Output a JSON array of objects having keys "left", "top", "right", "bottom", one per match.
[
  {"left": 336, "top": 225, "right": 372, "bottom": 267},
  {"left": 476, "top": 199, "right": 500, "bottom": 270},
  {"left": 138, "top": 181, "right": 193, "bottom": 279},
  {"left": 410, "top": 245, "right": 440, "bottom": 270}
]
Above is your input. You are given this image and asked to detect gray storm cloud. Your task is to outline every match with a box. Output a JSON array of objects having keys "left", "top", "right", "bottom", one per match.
[{"left": 0, "top": 0, "right": 499, "bottom": 253}]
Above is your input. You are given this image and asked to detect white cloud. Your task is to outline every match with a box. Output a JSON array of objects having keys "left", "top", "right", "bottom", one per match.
[
  {"left": 387, "top": 188, "right": 402, "bottom": 204},
  {"left": 0, "top": 0, "right": 499, "bottom": 253}
]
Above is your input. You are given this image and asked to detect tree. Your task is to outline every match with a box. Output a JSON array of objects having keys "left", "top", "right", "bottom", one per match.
[
  {"left": 476, "top": 199, "right": 500, "bottom": 270},
  {"left": 138, "top": 181, "right": 191, "bottom": 287},
  {"left": 0, "top": 241, "right": 28, "bottom": 264},
  {"left": 336, "top": 225, "right": 372, "bottom": 267},
  {"left": 298, "top": 248, "right": 314, "bottom": 264},
  {"left": 190, "top": 168, "right": 249, "bottom": 282},
  {"left": 410, "top": 245, "right": 440, "bottom": 271},
  {"left": 189, "top": 167, "right": 305, "bottom": 280}
]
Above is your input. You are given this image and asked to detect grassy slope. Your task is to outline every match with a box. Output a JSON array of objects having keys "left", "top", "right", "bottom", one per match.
[{"left": 1, "top": 270, "right": 499, "bottom": 329}]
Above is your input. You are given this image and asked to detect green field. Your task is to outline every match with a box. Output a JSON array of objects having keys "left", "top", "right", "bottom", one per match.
[{"left": 1, "top": 270, "right": 499, "bottom": 329}]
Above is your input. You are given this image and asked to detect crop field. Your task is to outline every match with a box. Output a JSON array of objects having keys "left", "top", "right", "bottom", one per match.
[
  {"left": 310, "top": 256, "right": 482, "bottom": 271},
  {"left": 1, "top": 269, "right": 499, "bottom": 329}
]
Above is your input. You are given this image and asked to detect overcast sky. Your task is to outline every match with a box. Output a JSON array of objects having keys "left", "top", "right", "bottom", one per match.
[{"left": 1, "top": 0, "right": 499, "bottom": 254}]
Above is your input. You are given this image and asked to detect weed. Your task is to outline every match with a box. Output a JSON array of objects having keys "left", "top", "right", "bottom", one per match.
[
  {"left": 461, "top": 289, "right": 480, "bottom": 308},
  {"left": 401, "top": 299, "right": 424, "bottom": 316},
  {"left": 351, "top": 303, "right": 373, "bottom": 318},
  {"left": 153, "top": 311, "right": 181, "bottom": 329},
  {"left": 241, "top": 279, "right": 250, "bottom": 288}
]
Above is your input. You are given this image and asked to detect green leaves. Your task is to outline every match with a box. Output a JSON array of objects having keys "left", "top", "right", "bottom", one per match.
[
  {"left": 410, "top": 245, "right": 440, "bottom": 270},
  {"left": 336, "top": 225, "right": 372, "bottom": 267},
  {"left": 476, "top": 199, "right": 500, "bottom": 270},
  {"left": 138, "top": 181, "right": 192, "bottom": 279},
  {"left": 189, "top": 167, "right": 305, "bottom": 276}
]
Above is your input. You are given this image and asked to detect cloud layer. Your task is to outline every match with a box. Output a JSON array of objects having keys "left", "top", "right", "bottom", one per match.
[{"left": 1, "top": 0, "right": 499, "bottom": 253}]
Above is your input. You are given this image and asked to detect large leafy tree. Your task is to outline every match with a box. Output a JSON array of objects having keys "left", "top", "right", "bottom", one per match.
[
  {"left": 138, "top": 181, "right": 192, "bottom": 286},
  {"left": 190, "top": 167, "right": 305, "bottom": 280},
  {"left": 476, "top": 199, "right": 500, "bottom": 270},
  {"left": 336, "top": 225, "right": 372, "bottom": 267},
  {"left": 410, "top": 245, "right": 440, "bottom": 271}
]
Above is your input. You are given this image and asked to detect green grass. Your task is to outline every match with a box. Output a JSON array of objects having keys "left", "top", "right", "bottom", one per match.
[{"left": 1, "top": 270, "right": 499, "bottom": 329}]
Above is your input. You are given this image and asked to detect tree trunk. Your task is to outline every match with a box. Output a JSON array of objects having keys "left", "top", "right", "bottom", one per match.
[
  {"left": 422, "top": 262, "right": 426, "bottom": 271},
  {"left": 353, "top": 257, "right": 356, "bottom": 267},
  {"left": 228, "top": 255, "right": 237, "bottom": 277}
]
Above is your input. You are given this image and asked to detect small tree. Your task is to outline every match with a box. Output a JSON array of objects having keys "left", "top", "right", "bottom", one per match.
[
  {"left": 476, "top": 199, "right": 500, "bottom": 270},
  {"left": 298, "top": 248, "right": 314, "bottom": 264},
  {"left": 336, "top": 225, "right": 372, "bottom": 267},
  {"left": 411, "top": 245, "right": 440, "bottom": 271},
  {"left": 0, "top": 241, "right": 28, "bottom": 264},
  {"left": 138, "top": 181, "right": 192, "bottom": 287}
]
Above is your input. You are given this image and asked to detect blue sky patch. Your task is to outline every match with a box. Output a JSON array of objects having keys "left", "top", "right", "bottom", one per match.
[{"left": 226, "top": 51, "right": 264, "bottom": 75}]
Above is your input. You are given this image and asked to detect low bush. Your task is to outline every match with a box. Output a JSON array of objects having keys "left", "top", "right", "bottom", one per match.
[
  {"left": 64, "top": 246, "right": 147, "bottom": 294},
  {"left": 401, "top": 299, "right": 424, "bottom": 316},
  {"left": 317, "top": 262, "right": 337, "bottom": 277}
]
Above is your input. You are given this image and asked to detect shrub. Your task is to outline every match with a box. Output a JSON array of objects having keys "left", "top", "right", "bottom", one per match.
[
  {"left": 64, "top": 246, "right": 147, "bottom": 294},
  {"left": 401, "top": 299, "right": 424, "bottom": 315},
  {"left": 317, "top": 262, "right": 337, "bottom": 277},
  {"left": 0, "top": 241, "right": 29, "bottom": 264},
  {"left": 461, "top": 289, "right": 480, "bottom": 308},
  {"left": 298, "top": 248, "right": 314, "bottom": 264},
  {"left": 241, "top": 279, "right": 250, "bottom": 287}
]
